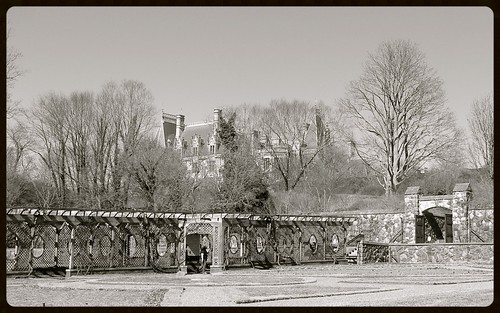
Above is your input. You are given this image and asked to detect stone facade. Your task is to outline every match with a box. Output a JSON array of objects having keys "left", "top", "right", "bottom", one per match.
[
  {"left": 469, "top": 209, "right": 494, "bottom": 242},
  {"left": 162, "top": 109, "right": 223, "bottom": 179},
  {"left": 348, "top": 213, "right": 405, "bottom": 243}
]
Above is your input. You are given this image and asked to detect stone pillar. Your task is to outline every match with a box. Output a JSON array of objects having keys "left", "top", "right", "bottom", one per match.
[
  {"left": 357, "top": 240, "right": 363, "bottom": 265},
  {"left": 210, "top": 219, "right": 225, "bottom": 273},
  {"left": 403, "top": 186, "right": 421, "bottom": 243},
  {"left": 452, "top": 183, "right": 472, "bottom": 243}
]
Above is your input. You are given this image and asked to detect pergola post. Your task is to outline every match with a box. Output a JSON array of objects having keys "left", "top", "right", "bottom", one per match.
[
  {"left": 177, "top": 225, "right": 188, "bottom": 275},
  {"left": 210, "top": 217, "right": 225, "bottom": 273},
  {"left": 65, "top": 227, "right": 75, "bottom": 278}
]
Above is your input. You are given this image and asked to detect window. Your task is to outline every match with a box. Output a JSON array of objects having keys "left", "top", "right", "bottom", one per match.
[
  {"left": 210, "top": 145, "right": 215, "bottom": 154},
  {"left": 32, "top": 236, "right": 44, "bottom": 258},
  {"left": 127, "top": 235, "right": 137, "bottom": 257},
  {"left": 193, "top": 147, "right": 198, "bottom": 155},
  {"left": 208, "top": 160, "right": 215, "bottom": 173},
  {"left": 309, "top": 235, "right": 318, "bottom": 254},
  {"left": 157, "top": 235, "right": 168, "bottom": 257}
]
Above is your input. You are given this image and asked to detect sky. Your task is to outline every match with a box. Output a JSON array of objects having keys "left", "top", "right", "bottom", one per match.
[{"left": 7, "top": 7, "right": 493, "bottom": 133}]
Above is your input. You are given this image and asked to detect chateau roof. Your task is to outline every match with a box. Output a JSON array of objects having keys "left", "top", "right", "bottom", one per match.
[{"left": 181, "top": 122, "right": 214, "bottom": 141}]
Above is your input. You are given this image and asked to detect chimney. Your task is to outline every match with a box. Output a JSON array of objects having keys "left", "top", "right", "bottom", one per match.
[
  {"left": 176, "top": 114, "right": 185, "bottom": 139},
  {"left": 213, "top": 108, "right": 221, "bottom": 132}
]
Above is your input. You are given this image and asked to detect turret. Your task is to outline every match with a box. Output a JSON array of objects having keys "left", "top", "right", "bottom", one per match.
[{"left": 175, "top": 114, "right": 185, "bottom": 139}]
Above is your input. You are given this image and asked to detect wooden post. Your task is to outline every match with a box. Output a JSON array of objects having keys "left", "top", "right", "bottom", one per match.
[
  {"left": 144, "top": 222, "right": 149, "bottom": 267},
  {"left": 298, "top": 230, "right": 302, "bottom": 265},
  {"left": 323, "top": 227, "right": 326, "bottom": 261},
  {"left": 177, "top": 225, "right": 188, "bottom": 275},
  {"left": 28, "top": 226, "right": 35, "bottom": 275},
  {"left": 357, "top": 240, "right": 363, "bottom": 265},
  {"left": 66, "top": 227, "right": 75, "bottom": 278},
  {"left": 110, "top": 228, "right": 114, "bottom": 269},
  {"left": 54, "top": 227, "right": 59, "bottom": 267}
]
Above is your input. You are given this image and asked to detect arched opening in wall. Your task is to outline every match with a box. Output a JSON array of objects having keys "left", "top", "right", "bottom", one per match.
[
  {"left": 185, "top": 223, "right": 213, "bottom": 273},
  {"left": 185, "top": 233, "right": 212, "bottom": 273},
  {"left": 415, "top": 207, "right": 453, "bottom": 243}
]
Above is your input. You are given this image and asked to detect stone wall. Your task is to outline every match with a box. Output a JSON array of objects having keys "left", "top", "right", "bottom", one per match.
[
  {"left": 389, "top": 243, "right": 493, "bottom": 264},
  {"left": 343, "top": 208, "right": 493, "bottom": 245},
  {"left": 348, "top": 213, "right": 405, "bottom": 243},
  {"left": 469, "top": 209, "right": 494, "bottom": 242}
]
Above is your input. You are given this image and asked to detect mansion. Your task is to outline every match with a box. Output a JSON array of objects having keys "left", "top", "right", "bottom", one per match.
[
  {"left": 161, "top": 107, "right": 341, "bottom": 179},
  {"left": 162, "top": 109, "right": 224, "bottom": 179}
]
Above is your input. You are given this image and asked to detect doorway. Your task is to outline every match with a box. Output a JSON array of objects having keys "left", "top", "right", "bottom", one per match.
[
  {"left": 415, "top": 207, "right": 453, "bottom": 243},
  {"left": 185, "top": 233, "right": 212, "bottom": 273}
]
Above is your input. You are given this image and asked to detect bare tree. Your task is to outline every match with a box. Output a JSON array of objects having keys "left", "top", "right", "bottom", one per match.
[
  {"left": 299, "top": 143, "right": 351, "bottom": 210},
  {"left": 26, "top": 80, "right": 156, "bottom": 209},
  {"left": 6, "top": 123, "right": 34, "bottom": 206},
  {"left": 467, "top": 94, "right": 493, "bottom": 179},
  {"left": 129, "top": 135, "right": 189, "bottom": 211},
  {"left": 87, "top": 82, "right": 120, "bottom": 209},
  {"left": 339, "top": 40, "right": 460, "bottom": 196},
  {"left": 29, "top": 92, "right": 71, "bottom": 206},
  {"left": 63, "top": 91, "right": 94, "bottom": 199},
  {"left": 255, "top": 99, "right": 333, "bottom": 191},
  {"left": 7, "top": 28, "right": 26, "bottom": 120},
  {"left": 6, "top": 28, "right": 30, "bottom": 206},
  {"left": 113, "top": 80, "right": 157, "bottom": 207}
]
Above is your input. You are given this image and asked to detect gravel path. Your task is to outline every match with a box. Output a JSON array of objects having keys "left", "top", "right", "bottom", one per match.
[{"left": 6, "top": 262, "right": 493, "bottom": 307}]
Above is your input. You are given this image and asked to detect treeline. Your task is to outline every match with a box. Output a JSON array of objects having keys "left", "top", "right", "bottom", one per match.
[
  {"left": 7, "top": 80, "right": 185, "bottom": 210},
  {"left": 7, "top": 39, "right": 493, "bottom": 213}
]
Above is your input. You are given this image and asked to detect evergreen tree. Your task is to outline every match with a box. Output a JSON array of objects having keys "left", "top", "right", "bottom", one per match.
[{"left": 216, "top": 113, "right": 273, "bottom": 214}]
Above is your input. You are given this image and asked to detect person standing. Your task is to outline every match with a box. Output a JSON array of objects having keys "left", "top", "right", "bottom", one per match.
[{"left": 200, "top": 246, "right": 209, "bottom": 274}]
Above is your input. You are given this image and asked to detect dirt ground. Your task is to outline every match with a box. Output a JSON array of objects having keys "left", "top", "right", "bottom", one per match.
[{"left": 5, "top": 262, "right": 494, "bottom": 307}]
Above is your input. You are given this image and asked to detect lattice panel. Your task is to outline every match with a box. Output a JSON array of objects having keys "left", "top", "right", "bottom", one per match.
[
  {"left": 73, "top": 225, "right": 93, "bottom": 268},
  {"left": 6, "top": 227, "right": 18, "bottom": 272},
  {"left": 57, "top": 223, "right": 72, "bottom": 267},
  {"left": 186, "top": 223, "right": 213, "bottom": 236},
  {"left": 6, "top": 223, "right": 31, "bottom": 271},
  {"left": 149, "top": 222, "right": 178, "bottom": 268},
  {"left": 111, "top": 226, "right": 128, "bottom": 267},
  {"left": 361, "top": 243, "right": 390, "bottom": 263},
  {"left": 31, "top": 225, "right": 57, "bottom": 268},
  {"left": 275, "top": 226, "right": 296, "bottom": 259},
  {"left": 225, "top": 225, "right": 245, "bottom": 265},
  {"left": 326, "top": 225, "right": 346, "bottom": 259},
  {"left": 125, "top": 225, "right": 146, "bottom": 267},
  {"left": 300, "top": 225, "right": 325, "bottom": 261},
  {"left": 246, "top": 226, "right": 273, "bottom": 263},
  {"left": 92, "top": 224, "right": 113, "bottom": 268}
]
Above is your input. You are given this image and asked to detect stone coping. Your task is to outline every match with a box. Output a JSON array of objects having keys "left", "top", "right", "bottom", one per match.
[{"left": 387, "top": 242, "right": 493, "bottom": 246}]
